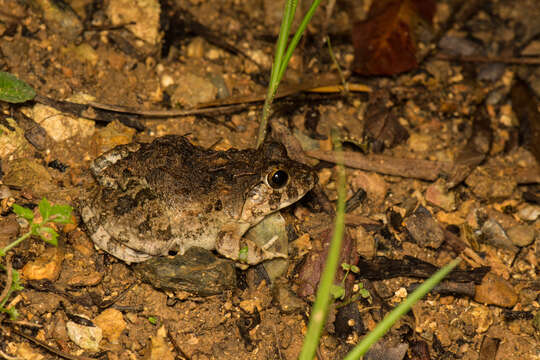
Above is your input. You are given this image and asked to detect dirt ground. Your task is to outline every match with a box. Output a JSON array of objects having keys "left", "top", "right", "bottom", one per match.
[{"left": 0, "top": 0, "right": 539, "bottom": 359}]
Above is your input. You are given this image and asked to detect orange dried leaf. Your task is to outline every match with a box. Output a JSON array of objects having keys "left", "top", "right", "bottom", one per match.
[{"left": 352, "top": 0, "right": 436, "bottom": 75}]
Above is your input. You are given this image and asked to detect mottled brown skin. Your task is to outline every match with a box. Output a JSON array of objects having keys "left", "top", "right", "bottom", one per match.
[{"left": 81, "top": 135, "right": 316, "bottom": 265}]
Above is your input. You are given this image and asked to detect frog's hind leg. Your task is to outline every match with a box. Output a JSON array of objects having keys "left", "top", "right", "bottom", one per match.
[{"left": 90, "top": 226, "right": 152, "bottom": 263}]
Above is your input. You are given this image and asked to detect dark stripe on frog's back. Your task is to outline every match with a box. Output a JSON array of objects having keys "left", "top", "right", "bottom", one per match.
[{"left": 138, "top": 136, "right": 265, "bottom": 197}]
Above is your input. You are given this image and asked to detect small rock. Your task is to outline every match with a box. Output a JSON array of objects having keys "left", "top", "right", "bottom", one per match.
[
  {"left": 35, "top": 0, "right": 83, "bottom": 40},
  {"left": 350, "top": 170, "right": 388, "bottom": 206},
  {"left": 404, "top": 206, "right": 445, "bottom": 249},
  {"left": 477, "top": 63, "right": 506, "bottom": 83},
  {"left": 3, "top": 159, "right": 55, "bottom": 197},
  {"left": 133, "top": 247, "right": 236, "bottom": 296},
  {"left": 106, "top": 0, "right": 161, "bottom": 45},
  {"left": 62, "top": 43, "right": 99, "bottom": 66},
  {"left": 32, "top": 102, "right": 95, "bottom": 142},
  {"left": 272, "top": 279, "right": 305, "bottom": 313},
  {"left": 67, "top": 272, "right": 103, "bottom": 287},
  {"left": 481, "top": 219, "right": 517, "bottom": 250},
  {"left": 518, "top": 205, "right": 540, "bottom": 221},
  {"left": 14, "top": 342, "right": 45, "bottom": 360},
  {"left": 94, "top": 308, "right": 126, "bottom": 345},
  {"left": 21, "top": 246, "right": 64, "bottom": 281},
  {"left": 425, "top": 180, "right": 456, "bottom": 211},
  {"left": 438, "top": 35, "right": 482, "bottom": 56},
  {"left": 0, "top": 215, "right": 20, "bottom": 248},
  {"left": 0, "top": 117, "right": 30, "bottom": 159},
  {"left": 521, "top": 40, "right": 540, "bottom": 56},
  {"left": 506, "top": 225, "right": 536, "bottom": 247},
  {"left": 475, "top": 273, "right": 518, "bottom": 307},
  {"left": 148, "top": 326, "right": 174, "bottom": 360},
  {"left": 352, "top": 226, "right": 375, "bottom": 259},
  {"left": 466, "top": 168, "right": 516, "bottom": 200},
  {"left": 66, "top": 318, "right": 102, "bottom": 351},
  {"left": 92, "top": 120, "right": 136, "bottom": 155},
  {"left": 462, "top": 305, "right": 493, "bottom": 333},
  {"left": 169, "top": 73, "right": 217, "bottom": 108},
  {"left": 186, "top": 37, "right": 205, "bottom": 58},
  {"left": 408, "top": 133, "right": 432, "bottom": 152},
  {"left": 0, "top": 185, "right": 12, "bottom": 199}
]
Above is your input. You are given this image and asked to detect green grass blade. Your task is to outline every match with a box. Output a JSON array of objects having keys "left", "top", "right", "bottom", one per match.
[
  {"left": 277, "top": 0, "right": 323, "bottom": 83},
  {"left": 343, "top": 258, "right": 462, "bottom": 359},
  {"left": 299, "top": 135, "right": 346, "bottom": 360}
]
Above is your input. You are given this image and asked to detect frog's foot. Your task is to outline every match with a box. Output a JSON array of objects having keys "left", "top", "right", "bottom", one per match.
[{"left": 215, "top": 234, "right": 286, "bottom": 265}]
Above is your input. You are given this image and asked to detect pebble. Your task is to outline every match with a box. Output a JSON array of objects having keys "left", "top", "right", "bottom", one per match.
[
  {"left": 0, "top": 215, "right": 20, "bottom": 248},
  {"left": 66, "top": 318, "right": 102, "bottom": 351},
  {"left": 506, "top": 225, "right": 536, "bottom": 247},
  {"left": 438, "top": 35, "right": 481, "bottom": 56},
  {"left": 94, "top": 308, "right": 126, "bottom": 345},
  {"left": 21, "top": 246, "right": 64, "bottom": 281},
  {"left": 518, "top": 205, "right": 540, "bottom": 221},
  {"left": 170, "top": 73, "right": 217, "bottom": 108},
  {"left": 186, "top": 37, "right": 205, "bottom": 58},
  {"left": 34, "top": 0, "right": 83, "bottom": 40},
  {"left": 465, "top": 168, "right": 516, "bottom": 200},
  {"left": 106, "top": 0, "right": 161, "bottom": 45},
  {"left": 404, "top": 206, "right": 445, "bottom": 249},
  {"left": 480, "top": 219, "right": 516, "bottom": 251},
  {"left": 0, "top": 117, "right": 30, "bottom": 159},
  {"left": 148, "top": 326, "right": 175, "bottom": 360},
  {"left": 474, "top": 273, "right": 518, "bottom": 308},
  {"left": 272, "top": 279, "right": 305, "bottom": 313},
  {"left": 425, "top": 181, "right": 456, "bottom": 211},
  {"left": 408, "top": 133, "right": 432, "bottom": 152},
  {"left": 477, "top": 64, "right": 506, "bottom": 83},
  {"left": 32, "top": 102, "right": 95, "bottom": 142}
]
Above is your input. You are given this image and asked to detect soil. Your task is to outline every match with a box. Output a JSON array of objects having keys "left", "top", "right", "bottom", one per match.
[{"left": 0, "top": 0, "right": 539, "bottom": 359}]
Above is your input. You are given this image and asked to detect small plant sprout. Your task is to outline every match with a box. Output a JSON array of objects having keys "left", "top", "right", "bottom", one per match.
[{"left": 0, "top": 198, "right": 73, "bottom": 319}]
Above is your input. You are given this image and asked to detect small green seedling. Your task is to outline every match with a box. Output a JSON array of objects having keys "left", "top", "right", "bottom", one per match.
[
  {"left": 148, "top": 316, "right": 158, "bottom": 325},
  {"left": 0, "top": 198, "right": 73, "bottom": 319},
  {"left": 331, "top": 263, "right": 372, "bottom": 305}
]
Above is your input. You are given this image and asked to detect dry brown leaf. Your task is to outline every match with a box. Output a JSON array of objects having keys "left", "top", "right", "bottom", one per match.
[{"left": 351, "top": 0, "right": 436, "bottom": 75}]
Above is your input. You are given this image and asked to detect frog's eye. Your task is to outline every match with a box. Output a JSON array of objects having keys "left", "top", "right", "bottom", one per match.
[{"left": 267, "top": 169, "right": 289, "bottom": 189}]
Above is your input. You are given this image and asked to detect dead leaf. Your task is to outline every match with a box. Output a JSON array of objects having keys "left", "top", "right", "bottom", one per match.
[{"left": 352, "top": 0, "right": 436, "bottom": 75}]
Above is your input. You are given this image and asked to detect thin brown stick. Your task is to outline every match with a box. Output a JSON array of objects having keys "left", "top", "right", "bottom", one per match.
[
  {"left": 87, "top": 101, "right": 252, "bottom": 117},
  {"left": 0, "top": 256, "right": 13, "bottom": 307},
  {"left": 436, "top": 53, "right": 540, "bottom": 65},
  {"left": 306, "top": 150, "right": 453, "bottom": 181}
]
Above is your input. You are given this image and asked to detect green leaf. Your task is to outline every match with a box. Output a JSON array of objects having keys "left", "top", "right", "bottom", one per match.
[
  {"left": 350, "top": 265, "right": 360, "bottom": 273},
  {"left": 38, "top": 226, "right": 58, "bottom": 246},
  {"left": 50, "top": 204, "right": 73, "bottom": 224},
  {"left": 10, "top": 269, "right": 23, "bottom": 291},
  {"left": 148, "top": 317, "right": 158, "bottom": 325},
  {"left": 2, "top": 306, "right": 19, "bottom": 320},
  {"left": 38, "top": 198, "right": 52, "bottom": 221},
  {"left": 330, "top": 284, "right": 345, "bottom": 300},
  {"left": 341, "top": 263, "right": 351, "bottom": 271},
  {"left": 12, "top": 204, "right": 34, "bottom": 221},
  {"left": 0, "top": 71, "right": 36, "bottom": 103}
]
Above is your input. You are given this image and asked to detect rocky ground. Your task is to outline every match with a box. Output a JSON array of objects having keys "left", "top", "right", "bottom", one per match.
[{"left": 0, "top": 0, "right": 539, "bottom": 359}]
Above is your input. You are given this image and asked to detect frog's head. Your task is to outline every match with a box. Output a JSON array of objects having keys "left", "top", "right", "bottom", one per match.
[{"left": 240, "top": 142, "right": 317, "bottom": 224}]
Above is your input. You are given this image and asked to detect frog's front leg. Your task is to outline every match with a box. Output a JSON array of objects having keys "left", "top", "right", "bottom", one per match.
[{"left": 215, "top": 224, "right": 286, "bottom": 265}]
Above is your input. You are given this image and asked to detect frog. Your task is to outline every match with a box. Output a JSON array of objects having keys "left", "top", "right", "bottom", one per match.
[{"left": 80, "top": 135, "right": 317, "bottom": 266}]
